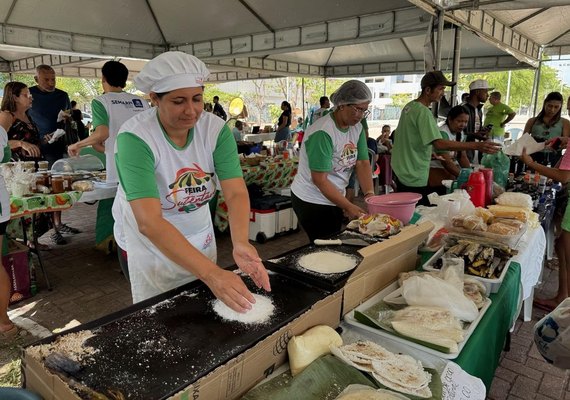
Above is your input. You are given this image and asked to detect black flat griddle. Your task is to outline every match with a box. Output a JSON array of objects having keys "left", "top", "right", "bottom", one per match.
[
  {"left": 25, "top": 271, "right": 331, "bottom": 400},
  {"left": 266, "top": 245, "right": 363, "bottom": 291}
]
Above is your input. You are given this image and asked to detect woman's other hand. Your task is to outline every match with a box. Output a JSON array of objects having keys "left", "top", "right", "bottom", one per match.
[
  {"left": 203, "top": 268, "right": 257, "bottom": 313},
  {"left": 521, "top": 147, "right": 533, "bottom": 165},
  {"left": 20, "top": 141, "right": 40, "bottom": 158},
  {"left": 233, "top": 242, "right": 271, "bottom": 292}
]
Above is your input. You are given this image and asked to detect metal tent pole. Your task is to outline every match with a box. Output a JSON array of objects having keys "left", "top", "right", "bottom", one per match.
[{"left": 452, "top": 25, "right": 462, "bottom": 106}]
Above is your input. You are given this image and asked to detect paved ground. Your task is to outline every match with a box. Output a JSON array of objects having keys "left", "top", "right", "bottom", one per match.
[{"left": 1, "top": 200, "right": 569, "bottom": 398}]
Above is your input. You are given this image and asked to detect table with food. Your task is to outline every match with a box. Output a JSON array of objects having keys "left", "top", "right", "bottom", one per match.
[
  {"left": 214, "top": 156, "right": 298, "bottom": 232},
  {"left": 18, "top": 150, "right": 551, "bottom": 400}
]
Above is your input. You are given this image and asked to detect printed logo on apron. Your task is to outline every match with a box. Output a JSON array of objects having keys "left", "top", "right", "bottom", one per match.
[
  {"left": 164, "top": 163, "right": 216, "bottom": 212},
  {"left": 334, "top": 141, "right": 357, "bottom": 173}
]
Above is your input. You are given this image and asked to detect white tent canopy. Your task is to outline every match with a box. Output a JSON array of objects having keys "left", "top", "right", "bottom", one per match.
[{"left": 0, "top": 0, "right": 567, "bottom": 81}]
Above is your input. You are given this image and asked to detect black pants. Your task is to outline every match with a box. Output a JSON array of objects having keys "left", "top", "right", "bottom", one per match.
[
  {"left": 393, "top": 175, "right": 435, "bottom": 206},
  {"left": 291, "top": 192, "right": 344, "bottom": 243},
  {"left": 117, "top": 245, "right": 130, "bottom": 283}
]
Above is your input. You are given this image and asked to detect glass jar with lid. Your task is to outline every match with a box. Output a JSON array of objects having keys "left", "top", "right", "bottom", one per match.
[{"left": 51, "top": 175, "right": 65, "bottom": 194}]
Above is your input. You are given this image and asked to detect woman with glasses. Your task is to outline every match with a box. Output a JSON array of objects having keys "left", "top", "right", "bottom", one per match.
[
  {"left": 291, "top": 80, "right": 374, "bottom": 242},
  {"left": 523, "top": 91, "right": 570, "bottom": 166}
]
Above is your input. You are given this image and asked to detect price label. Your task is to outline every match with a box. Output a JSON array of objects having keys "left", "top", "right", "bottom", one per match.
[{"left": 441, "top": 362, "right": 486, "bottom": 400}]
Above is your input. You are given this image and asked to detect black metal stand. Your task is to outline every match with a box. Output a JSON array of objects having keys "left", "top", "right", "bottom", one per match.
[{"left": 20, "top": 215, "right": 51, "bottom": 291}]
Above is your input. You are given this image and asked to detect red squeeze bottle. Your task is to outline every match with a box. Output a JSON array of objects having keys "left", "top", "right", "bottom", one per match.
[
  {"left": 465, "top": 171, "right": 486, "bottom": 208},
  {"left": 480, "top": 168, "right": 494, "bottom": 206}
]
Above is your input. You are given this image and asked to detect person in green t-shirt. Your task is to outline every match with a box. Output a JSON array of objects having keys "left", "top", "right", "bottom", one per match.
[
  {"left": 484, "top": 91, "right": 516, "bottom": 141},
  {"left": 391, "top": 71, "right": 502, "bottom": 205}
]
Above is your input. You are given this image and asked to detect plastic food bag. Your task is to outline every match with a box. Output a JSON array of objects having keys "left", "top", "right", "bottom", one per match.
[
  {"left": 401, "top": 274, "right": 479, "bottom": 322},
  {"left": 481, "top": 151, "right": 510, "bottom": 188},
  {"left": 534, "top": 298, "right": 570, "bottom": 369}
]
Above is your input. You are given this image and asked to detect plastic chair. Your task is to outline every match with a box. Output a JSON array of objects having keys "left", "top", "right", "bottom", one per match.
[
  {"left": 355, "top": 149, "right": 379, "bottom": 196},
  {"left": 0, "top": 388, "right": 43, "bottom": 400},
  {"left": 507, "top": 128, "right": 522, "bottom": 142},
  {"left": 377, "top": 154, "right": 393, "bottom": 194}
]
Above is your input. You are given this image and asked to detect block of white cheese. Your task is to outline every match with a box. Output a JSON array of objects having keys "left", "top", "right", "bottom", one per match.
[{"left": 287, "top": 325, "right": 342, "bottom": 376}]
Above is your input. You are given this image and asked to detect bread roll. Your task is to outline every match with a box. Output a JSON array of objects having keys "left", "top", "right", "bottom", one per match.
[
  {"left": 487, "top": 205, "right": 529, "bottom": 222},
  {"left": 488, "top": 222, "right": 518, "bottom": 235}
]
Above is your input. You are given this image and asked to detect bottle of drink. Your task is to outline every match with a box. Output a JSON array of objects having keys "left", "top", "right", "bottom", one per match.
[{"left": 465, "top": 171, "right": 486, "bottom": 207}]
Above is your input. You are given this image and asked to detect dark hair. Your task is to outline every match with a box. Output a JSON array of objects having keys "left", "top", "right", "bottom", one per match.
[
  {"left": 445, "top": 105, "right": 469, "bottom": 126},
  {"left": 35, "top": 64, "right": 54, "bottom": 75},
  {"left": 213, "top": 96, "right": 219, "bottom": 101},
  {"left": 102, "top": 61, "right": 129, "bottom": 88},
  {"left": 1, "top": 81, "right": 28, "bottom": 112},
  {"left": 235, "top": 120, "right": 243, "bottom": 129},
  {"left": 71, "top": 100, "right": 77, "bottom": 108},
  {"left": 281, "top": 101, "right": 292, "bottom": 112},
  {"left": 535, "top": 91, "right": 563, "bottom": 127},
  {"left": 319, "top": 96, "right": 329, "bottom": 107},
  {"left": 461, "top": 93, "right": 469, "bottom": 101},
  {"left": 490, "top": 91, "right": 501, "bottom": 99},
  {"left": 382, "top": 124, "right": 390, "bottom": 130}
]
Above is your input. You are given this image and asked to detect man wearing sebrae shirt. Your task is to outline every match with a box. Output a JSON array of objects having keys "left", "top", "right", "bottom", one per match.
[{"left": 68, "top": 61, "right": 148, "bottom": 262}]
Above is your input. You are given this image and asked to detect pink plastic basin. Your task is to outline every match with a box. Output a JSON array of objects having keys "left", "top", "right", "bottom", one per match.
[{"left": 365, "top": 192, "right": 422, "bottom": 224}]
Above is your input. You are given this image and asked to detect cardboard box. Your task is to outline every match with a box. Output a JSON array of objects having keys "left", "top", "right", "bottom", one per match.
[
  {"left": 23, "top": 290, "right": 343, "bottom": 400},
  {"left": 343, "top": 221, "right": 434, "bottom": 315}
]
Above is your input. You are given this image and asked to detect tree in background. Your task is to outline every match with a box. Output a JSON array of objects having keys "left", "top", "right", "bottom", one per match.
[
  {"left": 390, "top": 93, "right": 414, "bottom": 109},
  {"left": 456, "top": 64, "right": 566, "bottom": 116},
  {"left": 242, "top": 80, "right": 269, "bottom": 125}
]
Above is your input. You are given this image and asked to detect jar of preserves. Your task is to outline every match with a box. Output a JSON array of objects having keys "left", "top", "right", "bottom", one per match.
[
  {"left": 51, "top": 175, "right": 64, "bottom": 194},
  {"left": 62, "top": 174, "right": 74, "bottom": 191}
]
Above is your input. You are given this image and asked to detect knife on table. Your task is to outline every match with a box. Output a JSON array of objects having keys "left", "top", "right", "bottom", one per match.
[{"left": 314, "top": 238, "right": 370, "bottom": 247}]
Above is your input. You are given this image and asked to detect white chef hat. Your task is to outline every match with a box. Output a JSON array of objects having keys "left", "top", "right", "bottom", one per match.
[
  {"left": 134, "top": 51, "right": 209, "bottom": 94},
  {"left": 534, "top": 298, "right": 570, "bottom": 369}
]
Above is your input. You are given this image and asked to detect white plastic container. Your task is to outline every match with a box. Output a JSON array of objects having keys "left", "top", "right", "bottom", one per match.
[
  {"left": 422, "top": 247, "right": 510, "bottom": 294},
  {"left": 249, "top": 209, "right": 276, "bottom": 243}
]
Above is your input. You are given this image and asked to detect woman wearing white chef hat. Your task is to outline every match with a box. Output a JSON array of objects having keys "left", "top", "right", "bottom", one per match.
[{"left": 112, "top": 51, "right": 270, "bottom": 312}]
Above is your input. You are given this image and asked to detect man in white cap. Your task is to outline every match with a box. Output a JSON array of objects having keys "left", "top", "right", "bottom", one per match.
[
  {"left": 112, "top": 51, "right": 270, "bottom": 311},
  {"left": 463, "top": 79, "right": 494, "bottom": 162},
  {"left": 391, "top": 71, "right": 501, "bottom": 205}
]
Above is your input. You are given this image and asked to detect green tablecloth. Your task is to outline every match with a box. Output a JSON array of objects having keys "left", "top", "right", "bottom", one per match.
[
  {"left": 454, "top": 262, "right": 521, "bottom": 389},
  {"left": 214, "top": 160, "right": 298, "bottom": 232},
  {"left": 418, "top": 256, "right": 522, "bottom": 390}
]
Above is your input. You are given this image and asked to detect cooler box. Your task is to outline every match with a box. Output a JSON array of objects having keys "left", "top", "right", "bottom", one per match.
[{"left": 249, "top": 195, "right": 298, "bottom": 243}]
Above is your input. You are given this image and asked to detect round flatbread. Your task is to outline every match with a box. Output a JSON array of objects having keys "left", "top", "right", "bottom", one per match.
[{"left": 297, "top": 251, "right": 358, "bottom": 274}]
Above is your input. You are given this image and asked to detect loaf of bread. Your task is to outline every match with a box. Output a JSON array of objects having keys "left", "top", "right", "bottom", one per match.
[
  {"left": 487, "top": 205, "right": 529, "bottom": 222},
  {"left": 462, "top": 215, "right": 487, "bottom": 231},
  {"left": 71, "top": 180, "right": 94, "bottom": 192},
  {"left": 475, "top": 207, "right": 494, "bottom": 224},
  {"left": 488, "top": 222, "right": 519, "bottom": 235}
]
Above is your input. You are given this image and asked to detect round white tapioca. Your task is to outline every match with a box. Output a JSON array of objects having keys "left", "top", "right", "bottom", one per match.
[
  {"left": 297, "top": 251, "right": 358, "bottom": 274},
  {"left": 213, "top": 294, "right": 275, "bottom": 324}
]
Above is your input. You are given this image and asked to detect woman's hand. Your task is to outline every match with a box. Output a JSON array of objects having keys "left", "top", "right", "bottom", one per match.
[
  {"left": 233, "top": 242, "right": 271, "bottom": 292},
  {"left": 67, "top": 143, "right": 81, "bottom": 157},
  {"left": 19, "top": 141, "right": 40, "bottom": 158},
  {"left": 477, "top": 141, "right": 501, "bottom": 154},
  {"left": 344, "top": 203, "right": 366, "bottom": 220},
  {"left": 203, "top": 268, "right": 257, "bottom": 313},
  {"left": 521, "top": 147, "right": 533, "bottom": 165}
]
